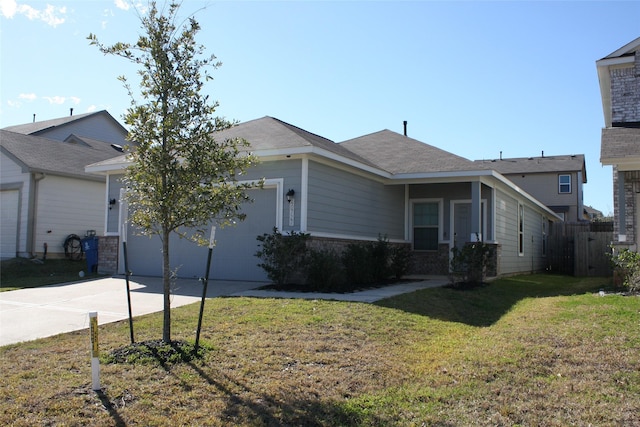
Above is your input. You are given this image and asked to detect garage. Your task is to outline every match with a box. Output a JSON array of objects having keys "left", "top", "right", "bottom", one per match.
[
  {"left": 124, "top": 186, "right": 279, "bottom": 282},
  {"left": 0, "top": 190, "right": 19, "bottom": 259}
]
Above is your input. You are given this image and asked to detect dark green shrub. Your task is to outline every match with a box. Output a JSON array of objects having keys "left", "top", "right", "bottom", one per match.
[
  {"left": 371, "top": 235, "right": 391, "bottom": 282},
  {"left": 389, "top": 244, "right": 411, "bottom": 280},
  {"left": 609, "top": 248, "right": 640, "bottom": 293},
  {"left": 306, "top": 248, "right": 345, "bottom": 292},
  {"left": 450, "top": 238, "right": 492, "bottom": 287},
  {"left": 342, "top": 242, "right": 374, "bottom": 285},
  {"left": 255, "top": 227, "right": 310, "bottom": 285}
]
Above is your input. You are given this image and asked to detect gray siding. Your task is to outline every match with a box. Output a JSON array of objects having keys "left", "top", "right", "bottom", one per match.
[
  {"left": 36, "top": 115, "right": 128, "bottom": 146},
  {"left": 504, "top": 172, "right": 581, "bottom": 222},
  {"left": 495, "top": 188, "right": 549, "bottom": 275},
  {"left": 307, "top": 160, "right": 404, "bottom": 239}
]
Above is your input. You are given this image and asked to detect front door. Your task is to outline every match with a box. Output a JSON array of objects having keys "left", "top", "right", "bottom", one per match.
[{"left": 453, "top": 203, "right": 471, "bottom": 249}]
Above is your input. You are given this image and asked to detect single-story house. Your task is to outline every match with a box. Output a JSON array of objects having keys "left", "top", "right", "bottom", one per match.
[
  {"left": 87, "top": 116, "right": 560, "bottom": 281},
  {"left": 0, "top": 111, "right": 130, "bottom": 259}
]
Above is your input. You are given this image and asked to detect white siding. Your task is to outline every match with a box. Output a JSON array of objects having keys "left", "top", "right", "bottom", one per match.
[
  {"left": 34, "top": 175, "right": 105, "bottom": 256},
  {"left": 0, "top": 190, "right": 19, "bottom": 258},
  {"left": 1, "top": 152, "right": 30, "bottom": 256}
]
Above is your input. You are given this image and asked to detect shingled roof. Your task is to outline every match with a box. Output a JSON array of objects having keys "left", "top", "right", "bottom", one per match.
[
  {"left": 474, "top": 154, "right": 587, "bottom": 182},
  {"left": 2, "top": 110, "right": 128, "bottom": 137},
  {"left": 339, "top": 130, "right": 477, "bottom": 174},
  {"left": 215, "top": 116, "right": 378, "bottom": 168},
  {"left": 1, "top": 130, "right": 125, "bottom": 180}
]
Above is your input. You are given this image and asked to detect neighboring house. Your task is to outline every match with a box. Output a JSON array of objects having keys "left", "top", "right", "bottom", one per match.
[
  {"left": 474, "top": 153, "right": 587, "bottom": 222},
  {"left": 0, "top": 111, "right": 130, "bottom": 259},
  {"left": 583, "top": 205, "right": 604, "bottom": 221},
  {"left": 87, "top": 116, "right": 560, "bottom": 281},
  {"left": 597, "top": 36, "right": 640, "bottom": 251}
]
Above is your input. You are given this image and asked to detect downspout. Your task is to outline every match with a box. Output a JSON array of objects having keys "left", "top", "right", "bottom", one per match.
[{"left": 28, "top": 173, "right": 46, "bottom": 257}]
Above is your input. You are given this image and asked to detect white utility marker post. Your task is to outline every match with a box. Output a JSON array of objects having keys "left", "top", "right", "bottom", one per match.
[{"left": 89, "top": 311, "right": 100, "bottom": 391}]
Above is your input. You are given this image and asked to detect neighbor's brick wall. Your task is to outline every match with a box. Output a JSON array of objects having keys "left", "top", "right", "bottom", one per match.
[
  {"left": 98, "top": 236, "right": 119, "bottom": 275},
  {"left": 610, "top": 51, "right": 640, "bottom": 124}
]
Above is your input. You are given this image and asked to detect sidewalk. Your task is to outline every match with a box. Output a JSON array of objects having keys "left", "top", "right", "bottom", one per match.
[{"left": 0, "top": 275, "right": 448, "bottom": 346}]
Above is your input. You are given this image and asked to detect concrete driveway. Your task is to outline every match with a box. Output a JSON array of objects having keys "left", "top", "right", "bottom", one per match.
[
  {"left": 0, "top": 275, "right": 447, "bottom": 347},
  {"left": 0, "top": 276, "right": 263, "bottom": 346}
]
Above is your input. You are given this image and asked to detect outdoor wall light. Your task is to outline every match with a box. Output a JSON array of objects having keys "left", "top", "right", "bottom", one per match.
[
  {"left": 109, "top": 198, "right": 117, "bottom": 210},
  {"left": 286, "top": 189, "right": 295, "bottom": 203}
]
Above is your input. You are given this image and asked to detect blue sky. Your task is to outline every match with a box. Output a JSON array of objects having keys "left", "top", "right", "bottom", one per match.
[{"left": 1, "top": 1, "right": 639, "bottom": 215}]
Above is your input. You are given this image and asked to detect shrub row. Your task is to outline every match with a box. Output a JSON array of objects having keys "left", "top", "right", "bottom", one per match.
[{"left": 255, "top": 228, "right": 411, "bottom": 293}]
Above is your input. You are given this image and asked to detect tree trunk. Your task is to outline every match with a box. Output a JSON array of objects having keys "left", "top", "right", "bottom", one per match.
[{"left": 162, "top": 227, "right": 171, "bottom": 343}]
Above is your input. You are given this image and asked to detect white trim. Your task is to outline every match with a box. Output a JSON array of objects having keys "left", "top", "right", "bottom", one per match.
[
  {"left": 307, "top": 230, "right": 406, "bottom": 244},
  {"left": 409, "top": 198, "right": 443, "bottom": 251},
  {"left": 518, "top": 202, "right": 525, "bottom": 257},
  {"left": 301, "top": 158, "right": 309, "bottom": 232}
]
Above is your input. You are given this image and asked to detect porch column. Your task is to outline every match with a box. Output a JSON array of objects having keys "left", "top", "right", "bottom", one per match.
[
  {"left": 471, "top": 180, "right": 482, "bottom": 242},
  {"left": 617, "top": 170, "right": 626, "bottom": 242}
]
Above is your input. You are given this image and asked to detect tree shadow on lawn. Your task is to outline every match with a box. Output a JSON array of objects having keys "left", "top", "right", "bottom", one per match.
[{"left": 375, "top": 274, "right": 610, "bottom": 327}]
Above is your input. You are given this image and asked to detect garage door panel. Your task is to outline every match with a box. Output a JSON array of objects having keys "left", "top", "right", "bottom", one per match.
[
  {"left": 126, "top": 188, "right": 276, "bottom": 281},
  {"left": 1, "top": 190, "right": 19, "bottom": 259}
]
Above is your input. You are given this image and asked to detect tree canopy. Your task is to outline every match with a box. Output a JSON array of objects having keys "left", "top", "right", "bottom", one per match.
[{"left": 89, "top": 1, "right": 261, "bottom": 342}]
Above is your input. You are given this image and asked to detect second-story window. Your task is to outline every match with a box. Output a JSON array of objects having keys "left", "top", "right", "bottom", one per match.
[{"left": 559, "top": 174, "right": 571, "bottom": 193}]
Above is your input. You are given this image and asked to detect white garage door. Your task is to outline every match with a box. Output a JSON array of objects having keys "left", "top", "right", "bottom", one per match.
[
  {"left": 0, "top": 190, "right": 19, "bottom": 259},
  {"left": 126, "top": 187, "right": 278, "bottom": 281}
]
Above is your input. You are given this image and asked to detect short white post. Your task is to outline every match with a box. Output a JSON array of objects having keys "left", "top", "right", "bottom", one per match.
[{"left": 89, "top": 311, "right": 101, "bottom": 391}]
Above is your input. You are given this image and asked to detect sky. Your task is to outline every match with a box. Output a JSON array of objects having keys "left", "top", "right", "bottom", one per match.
[{"left": 1, "top": 1, "right": 639, "bottom": 216}]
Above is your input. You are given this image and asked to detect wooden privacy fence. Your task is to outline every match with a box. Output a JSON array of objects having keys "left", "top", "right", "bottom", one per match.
[{"left": 547, "top": 222, "right": 613, "bottom": 277}]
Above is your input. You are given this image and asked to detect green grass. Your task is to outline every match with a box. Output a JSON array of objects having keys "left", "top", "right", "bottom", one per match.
[
  {"left": 1, "top": 274, "right": 638, "bottom": 426},
  {"left": 0, "top": 258, "right": 102, "bottom": 291}
]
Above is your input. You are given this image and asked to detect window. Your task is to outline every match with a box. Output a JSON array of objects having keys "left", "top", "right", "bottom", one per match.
[
  {"left": 518, "top": 203, "right": 524, "bottom": 256},
  {"left": 559, "top": 174, "right": 571, "bottom": 193},
  {"left": 413, "top": 202, "right": 439, "bottom": 250}
]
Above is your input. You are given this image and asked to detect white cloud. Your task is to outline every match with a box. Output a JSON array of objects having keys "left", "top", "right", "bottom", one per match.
[
  {"left": 0, "top": 0, "right": 17, "bottom": 18},
  {"left": 43, "top": 96, "right": 66, "bottom": 105},
  {"left": 87, "top": 105, "right": 97, "bottom": 113},
  {"left": 69, "top": 96, "right": 81, "bottom": 105},
  {"left": 114, "top": 0, "right": 130, "bottom": 11},
  {"left": 18, "top": 93, "right": 37, "bottom": 101},
  {"left": 0, "top": 1, "right": 67, "bottom": 27}
]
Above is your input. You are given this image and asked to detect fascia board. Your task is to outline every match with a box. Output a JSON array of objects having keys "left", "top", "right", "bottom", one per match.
[
  {"left": 85, "top": 157, "right": 132, "bottom": 175},
  {"left": 252, "top": 146, "right": 392, "bottom": 178}
]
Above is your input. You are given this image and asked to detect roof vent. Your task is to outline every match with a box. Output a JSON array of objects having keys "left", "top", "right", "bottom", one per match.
[{"left": 403, "top": 120, "right": 407, "bottom": 136}]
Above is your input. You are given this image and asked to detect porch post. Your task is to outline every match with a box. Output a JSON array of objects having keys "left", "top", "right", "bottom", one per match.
[
  {"left": 617, "top": 170, "right": 626, "bottom": 242},
  {"left": 471, "top": 180, "right": 482, "bottom": 242}
]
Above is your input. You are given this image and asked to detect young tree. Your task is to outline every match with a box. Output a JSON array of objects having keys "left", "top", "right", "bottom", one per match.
[{"left": 89, "top": 2, "right": 260, "bottom": 342}]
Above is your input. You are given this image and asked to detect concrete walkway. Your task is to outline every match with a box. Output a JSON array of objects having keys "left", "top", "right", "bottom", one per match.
[{"left": 0, "top": 275, "right": 448, "bottom": 346}]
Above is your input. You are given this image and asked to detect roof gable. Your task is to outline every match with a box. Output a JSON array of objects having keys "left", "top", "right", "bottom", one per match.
[
  {"left": 339, "top": 130, "right": 476, "bottom": 174},
  {"left": 0, "top": 129, "right": 125, "bottom": 180},
  {"left": 215, "top": 116, "right": 377, "bottom": 167}
]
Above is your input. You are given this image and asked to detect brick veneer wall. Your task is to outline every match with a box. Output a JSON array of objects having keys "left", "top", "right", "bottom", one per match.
[
  {"left": 610, "top": 51, "right": 640, "bottom": 124},
  {"left": 98, "top": 236, "right": 119, "bottom": 275}
]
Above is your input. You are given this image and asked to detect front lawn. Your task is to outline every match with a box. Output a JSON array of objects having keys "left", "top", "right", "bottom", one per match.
[{"left": 0, "top": 274, "right": 637, "bottom": 426}]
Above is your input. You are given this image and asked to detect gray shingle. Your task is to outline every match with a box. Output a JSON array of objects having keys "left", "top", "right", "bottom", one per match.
[
  {"left": 0, "top": 130, "right": 125, "bottom": 180},
  {"left": 339, "top": 130, "right": 477, "bottom": 174}
]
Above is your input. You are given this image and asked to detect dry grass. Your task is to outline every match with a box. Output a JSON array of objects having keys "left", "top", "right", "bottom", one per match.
[{"left": 0, "top": 275, "right": 638, "bottom": 426}]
